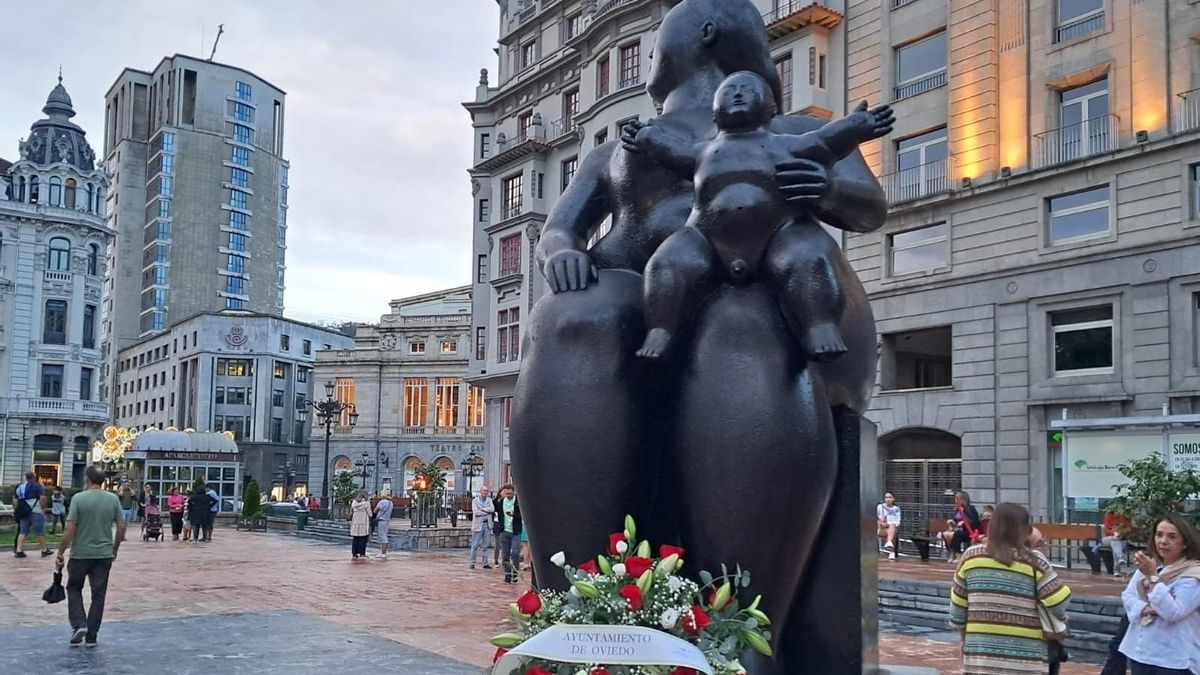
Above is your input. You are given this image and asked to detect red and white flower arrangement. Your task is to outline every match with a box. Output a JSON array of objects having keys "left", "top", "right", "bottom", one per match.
[{"left": 491, "top": 516, "right": 772, "bottom": 675}]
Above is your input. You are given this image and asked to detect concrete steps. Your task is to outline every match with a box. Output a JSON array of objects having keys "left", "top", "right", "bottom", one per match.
[{"left": 293, "top": 521, "right": 472, "bottom": 551}]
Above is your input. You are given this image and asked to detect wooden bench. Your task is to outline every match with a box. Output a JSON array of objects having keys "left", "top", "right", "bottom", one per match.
[{"left": 1033, "top": 523, "right": 1099, "bottom": 570}]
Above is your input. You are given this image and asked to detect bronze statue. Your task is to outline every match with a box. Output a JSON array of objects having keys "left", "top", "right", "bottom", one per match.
[{"left": 509, "top": 1, "right": 888, "bottom": 672}]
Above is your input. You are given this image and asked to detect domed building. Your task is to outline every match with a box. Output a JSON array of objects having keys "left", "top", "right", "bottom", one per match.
[{"left": 0, "top": 77, "right": 114, "bottom": 488}]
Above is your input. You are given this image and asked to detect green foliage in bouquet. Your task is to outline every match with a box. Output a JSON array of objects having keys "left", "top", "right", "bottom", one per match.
[{"left": 491, "top": 515, "right": 771, "bottom": 675}]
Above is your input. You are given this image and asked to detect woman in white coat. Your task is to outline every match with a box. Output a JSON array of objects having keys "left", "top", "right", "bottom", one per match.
[
  {"left": 1119, "top": 513, "right": 1200, "bottom": 675},
  {"left": 349, "top": 490, "right": 372, "bottom": 562}
]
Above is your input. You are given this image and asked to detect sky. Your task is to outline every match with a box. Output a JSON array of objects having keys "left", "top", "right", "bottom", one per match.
[{"left": 0, "top": 1, "right": 500, "bottom": 324}]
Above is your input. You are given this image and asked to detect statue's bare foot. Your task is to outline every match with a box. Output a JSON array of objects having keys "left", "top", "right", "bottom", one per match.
[
  {"left": 805, "top": 322, "right": 847, "bottom": 362},
  {"left": 637, "top": 328, "right": 672, "bottom": 359}
]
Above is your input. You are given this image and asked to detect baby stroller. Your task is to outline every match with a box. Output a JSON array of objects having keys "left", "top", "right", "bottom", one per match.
[{"left": 142, "top": 503, "right": 164, "bottom": 541}]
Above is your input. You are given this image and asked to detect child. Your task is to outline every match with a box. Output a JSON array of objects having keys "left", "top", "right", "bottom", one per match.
[{"left": 624, "top": 71, "right": 893, "bottom": 360}]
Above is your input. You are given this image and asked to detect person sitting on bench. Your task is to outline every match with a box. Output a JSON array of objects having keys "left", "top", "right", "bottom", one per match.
[
  {"left": 877, "top": 492, "right": 901, "bottom": 560},
  {"left": 1096, "top": 509, "right": 1132, "bottom": 577}
]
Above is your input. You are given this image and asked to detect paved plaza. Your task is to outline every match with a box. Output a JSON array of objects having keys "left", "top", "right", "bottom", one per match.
[{"left": 0, "top": 530, "right": 1104, "bottom": 674}]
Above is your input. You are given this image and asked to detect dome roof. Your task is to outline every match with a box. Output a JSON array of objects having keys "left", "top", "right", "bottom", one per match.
[
  {"left": 16, "top": 78, "right": 96, "bottom": 171},
  {"left": 132, "top": 431, "right": 240, "bottom": 454}
]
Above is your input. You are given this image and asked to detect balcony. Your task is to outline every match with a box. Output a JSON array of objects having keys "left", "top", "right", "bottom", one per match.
[
  {"left": 881, "top": 156, "right": 954, "bottom": 205},
  {"left": 894, "top": 70, "right": 946, "bottom": 101},
  {"left": 596, "top": 0, "right": 637, "bottom": 18},
  {"left": 1033, "top": 114, "right": 1117, "bottom": 170},
  {"left": 44, "top": 270, "right": 72, "bottom": 283},
  {"left": 618, "top": 76, "right": 642, "bottom": 92},
  {"left": 549, "top": 117, "right": 576, "bottom": 140},
  {"left": 17, "top": 397, "right": 110, "bottom": 422},
  {"left": 1178, "top": 89, "right": 1200, "bottom": 134},
  {"left": 1054, "top": 10, "right": 1104, "bottom": 44},
  {"left": 763, "top": 1, "right": 843, "bottom": 39}
]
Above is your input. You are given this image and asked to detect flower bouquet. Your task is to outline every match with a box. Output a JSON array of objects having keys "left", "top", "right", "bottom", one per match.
[{"left": 491, "top": 516, "right": 772, "bottom": 675}]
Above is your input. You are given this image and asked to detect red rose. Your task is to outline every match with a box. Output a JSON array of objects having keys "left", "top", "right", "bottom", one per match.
[
  {"left": 659, "top": 544, "right": 686, "bottom": 559},
  {"left": 624, "top": 556, "right": 653, "bottom": 578},
  {"left": 577, "top": 559, "right": 599, "bottom": 575},
  {"left": 591, "top": 669, "right": 610, "bottom": 675},
  {"left": 516, "top": 590, "right": 542, "bottom": 615},
  {"left": 669, "top": 668, "right": 697, "bottom": 675},
  {"left": 619, "top": 584, "right": 642, "bottom": 611},
  {"left": 682, "top": 605, "right": 710, "bottom": 635},
  {"left": 492, "top": 647, "right": 508, "bottom": 664},
  {"left": 525, "top": 667, "right": 552, "bottom": 675},
  {"left": 608, "top": 532, "right": 627, "bottom": 556}
]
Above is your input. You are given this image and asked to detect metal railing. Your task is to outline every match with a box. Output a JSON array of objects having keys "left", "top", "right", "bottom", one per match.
[
  {"left": 894, "top": 70, "right": 946, "bottom": 101},
  {"left": 763, "top": 0, "right": 811, "bottom": 24},
  {"left": 892, "top": 0, "right": 917, "bottom": 8},
  {"left": 1033, "top": 114, "right": 1117, "bottom": 169},
  {"left": 880, "top": 156, "right": 953, "bottom": 205},
  {"left": 1054, "top": 10, "right": 1104, "bottom": 43},
  {"left": 1178, "top": 88, "right": 1200, "bottom": 133},
  {"left": 549, "top": 117, "right": 576, "bottom": 139},
  {"left": 596, "top": 0, "right": 636, "bottom": 18}
]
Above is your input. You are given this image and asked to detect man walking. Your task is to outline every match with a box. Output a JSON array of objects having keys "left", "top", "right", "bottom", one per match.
[
  {"left": 13, "top": 471, "right": 51, "bottom": 558},
  {"left": 56, "top": 465, "right": 124, "bottom": 646},
  {"left": 495, "top": 484, "right": 522, "bottom": 583},
  {"left": 203, "top": 483, "right": 219, "bottom": 542},
  {"left": 469, "top": 486, "right": 494, "bottom": 569}
]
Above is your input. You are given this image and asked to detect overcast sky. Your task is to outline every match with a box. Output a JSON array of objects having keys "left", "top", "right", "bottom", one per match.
[{"left": 0, "top": 1, "right": 499, "bottom": 324}]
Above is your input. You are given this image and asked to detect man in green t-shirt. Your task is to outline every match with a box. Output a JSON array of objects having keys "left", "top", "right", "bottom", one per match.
[{"left": 55, "top": 466, "right": 125, "bottom": 647}]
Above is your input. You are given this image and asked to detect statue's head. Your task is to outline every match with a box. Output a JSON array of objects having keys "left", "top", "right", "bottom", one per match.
[
  {"left": 713, "top": 71, "right": 775, "bottom": 131},
  {"left": 647, "top": 0, "right": 783, "bottom": 112}
]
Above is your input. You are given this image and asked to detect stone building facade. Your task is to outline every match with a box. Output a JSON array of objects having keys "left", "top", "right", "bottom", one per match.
[
  {"left": 312, "top": 287, "right": 484, "bottom": 499},
  {"left": 0, "top": 80, "right": 113, "bottom": 488},
  {"left": 465, "top": 0, "right": 849, "bottom": 484},
  {"left": 113, "top": 309, "right": 353, "bottom": 498},
  {"left": 843, "top": 0, "right": 1200, "bottom": 525}
]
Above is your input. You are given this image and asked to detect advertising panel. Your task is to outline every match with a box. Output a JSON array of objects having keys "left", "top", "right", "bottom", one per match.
[{"left": 1064, "top": 433, "right": 1162, "bottom": 498}]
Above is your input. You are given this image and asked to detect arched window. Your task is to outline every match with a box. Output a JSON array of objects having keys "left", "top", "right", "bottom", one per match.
[
  {"left": 85, "top": 184, "right": 94, "bottom": 213},
  {"left": 47, "top": 237, "right": 70, "bottom": 271},
  {"left": 87, "top": 244, "right": 99, "bottom": 276},
  {"left": 96, "top": 187, "right": 106, "bottom": 217},
  {"left": 29, "top": 176, "right": 39, "bottom": 204},
  {"left": 48, "top": 177, "right": 62, "bottom": 206},
  {"left": 16, "top": 177, "right": 25, "bottom": 202},
  {"left": 64, "top": 178, "right": 77, "bottom": 209}
]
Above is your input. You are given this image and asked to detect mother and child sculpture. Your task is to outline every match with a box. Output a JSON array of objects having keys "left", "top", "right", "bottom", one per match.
[{"left": 509, "top": 1, "right": 892, "bottom": 673}]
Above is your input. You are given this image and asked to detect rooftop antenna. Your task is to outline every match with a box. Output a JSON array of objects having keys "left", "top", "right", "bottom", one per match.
[{"left": 208, "top": 24, "right": 225, "bottom": 61}]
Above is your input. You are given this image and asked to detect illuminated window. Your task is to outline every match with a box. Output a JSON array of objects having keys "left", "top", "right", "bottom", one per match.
[
  {"left": 467, "top": 385, "right": 486, "bottom": 428},
  {"left": 335, "top": 377, "right": 356, "bottom": 426},
  {"left": 435, "top": 377, "right": 461, "bottom": 432},
  {"left": 403, "top": 378, "right": 428, "bottom": 427},
  {"left": 441, "top": 340, "right": 457, "bottom": 354}
]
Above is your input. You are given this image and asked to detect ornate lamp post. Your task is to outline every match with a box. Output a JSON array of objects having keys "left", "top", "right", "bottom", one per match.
[
  {"left": 354, "top": 451, "right": 376, "bottom": 490},
  {"left": 298, "top": 381, "right": 358, "bottom": 509},
  {"left": 460, "top": 450, "right": 484, "bottom": 496}
]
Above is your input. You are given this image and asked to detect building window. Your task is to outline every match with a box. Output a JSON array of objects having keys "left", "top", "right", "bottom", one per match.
[
  {"left": 159, "top": 154, "right": 173, "bottom": 175},
  {"left": 441, "top": 340, "right": 457, "bottom": 354},
  {"left": 159, "top": 200, "right": 171, "bottom": 219},
  {"left": 566, "top": 13, "right": 583, "bottom": 39},
  {"left": 475, "top": 327, "right": 487, "bottom": 360},
  {"left": 294, "top": 393, "right": 306, "bottom": 411},
  {"left": 83, "top": 304, "right": 96, "bottom": 349},
  {"left": 232, "top": 146, "right": 250, "bottom": 166},
  {"left": 478, "top": 199, "right": 490, "bottom": 223},
  {"left": 47, "top": 237, "right": 70, "bottom": 272},
  {"left": 597, "top": 55, "right": 611, "bottom": 98},
  {"left": 1055, "top": 0, "right": 1103, "bottom": 42},
  {"left": 273, "top": 389, "right": 284, "bottom": 407},
  {"left": 894, "top": 127, "right": 949, "bottom": 201},
  {"left": 297, "top": 367, "right": 310, "bottom": 383},
  {"left": 302, "top": 339, "right": 311, "bottom": 356},
  {"left": 480, "top": 133, "right": 490, "bottom": 159},
  {"left": 225, "top": 298, "right": 245, "bottom": 310},
  {"left": 881, "top": 326, "right": 952, "bottom": 390},
  {"left": 1192, "top": 164, "right": 1200, "bottom": 220},
  {"left": 273, "top": 361, "right": 286, "bottom": 379},
  {"left": 159, "top": 176, "right": 173, "bottom": 197},
  {"left": 497, "top": 307, "right": 520, "bottom": 363},
  {"left": 502, "top": 173, "right": 523, "bottom": 219},
  {"left": 233, "top": 124, "right": 251, "bottom": 145},
  {"left": 87, "top": 244, "right": 99, "bottom": 276},
  {"left": 563, "top": 89, "right": 579, "bottom": 127},
  {"left": 1048, "top": 185, "right": 1109, "bottom": 244},
  {"left": 894, "top": 31, "right": 947, "bottom": 100},
  {"left": 229, "top": 211, "right": 248, "bottom": 231},
  {"left": 403, "top": 378, "right": 428, "bottom": 427},
  {"left": 410, "top": 341, "right": 426, "bottom": 355},
  {"left": 293, "top": 420, "right": 306, "bottom": 444},
  {"left": 229, "top": 233, "right": 247, "bottom": 251},
  {"left": 230, "top": 190, "right": 249, "bottom": 210},
  {"left": 475, "top": 254, "right": 489, "bottom": 284},
  {"left": 226, "top": 276, "right": 245, "bottom": 295},
  {"left": 595, "top": 128, "right": 608, "bottom": 147},
  {"left": 41, "top": 364, "right": 64, "bottom": 398},
  {"left": 619, "top": 42, "right": 641, "bottom": 88},
  {"left": 228, "top": 255, "right": 246, "bottom": 274},
  {"left": 44, "top": 300, "right": 67, "bottom": 344},
  {"left": 218, "top": 358, "right": 251, "bottom": 377},
  {"left": 561, "top": 156, "right": 578, "bottom": 193},
  {"left": 467, "top": 385, "right": 485, "bottom": 427},
  {"left": 1051, "top": 305, "right": 1114, "bottom": 375},
  {"left": 231, "top": 168, "right": 250, "bottom": 187},
  {"left": 775, "top": 55, "right": 793, "bottom": 112},
  {"left": 153, "top": 311, "right": 166, "bottom": 330},
  {"left": 1056, "top": 78, "right": 1110, "bottom": 161},
  {"left": 334, "top": 377, "right": 356, "bottom": 426},
  {"left": 435, "top": 377, "right": 461, "bottom": 431},
  {"left": 518, "top": 111, "right": 534, "bottom": 141},
  {"left": 889, "top": 223, "right": 949, "bottom": 276},
  {"left": 49, "top": 177, "right": 62, "bottom": 206},
  {"left": 234, "top": 102, "right": 254, "bottom": 123},
  {"left": 521, "top": 41, "right": 537, "bottom": 69},
  {"left": 224, "top": 387, "right": 249, "bottom": 405},
  {"left": 818, "top": 53, "right": 827, "bottom": 90},
  {"left": 270, "top": 418, "right": 283, "bottom": 443},
  {"left": 236, "top": 81, "right": 253, "bottom": 101},
  {"left": 80, "top": 368, "right": 93, "bottom": 401},
  {"left": 499, "top": 234, "right": 521, "bottom": 276},
  {"left": 162, "top": 131, "right": 175, "bottom": 153}
]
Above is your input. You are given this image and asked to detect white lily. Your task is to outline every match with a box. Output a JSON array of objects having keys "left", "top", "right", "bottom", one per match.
[
  {"left": 550, "top": 551, "right": 566, "bottom": 567},
  {"left": 612, "top": 563, "right": 627, "bottom": 576}
]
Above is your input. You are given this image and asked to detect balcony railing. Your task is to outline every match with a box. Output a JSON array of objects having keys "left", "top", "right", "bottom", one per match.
[
  {"left": 618, "top": 76, "right": 642, "bottom": 91},
  {"left": 44, "top": 270, "right": 72, "bottom": 282},
  {"left": 17, "top": 397, "right": 109, "bottom": 420},
  {"left": 549, "top": 117, "right": 576, "bottom": 139},
  {"left": 1178, "top": 89, "right": 1200, "bottom": 133},
  {"left": 596, "top": 0, "right": 636, "bottom": 18},
  {"left": 881, "top": 156, "right": 953, "bottom": 205},
  {"left": 1054, "top": 10, "right": 1104, "bottom": 43},
  {"left": 894, "top": 70, "right": 946, "bottom": 101},
  {"left": 763, "top": 0, "right": 808, "bottom": 24},
  {"left": 1033, "top": 114, "right": 1117, "bottom": 169}
]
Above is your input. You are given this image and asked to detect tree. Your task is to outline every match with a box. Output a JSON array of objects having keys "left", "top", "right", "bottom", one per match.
[
  {"left": 1107, "top": 453, "right": 1200, "bottom": 544},
  {"left": 331, "top": 469, "right": 359, "bottom": 504},
  {"left": 242, "top": 480, "right": 263, "bottom": 519}
]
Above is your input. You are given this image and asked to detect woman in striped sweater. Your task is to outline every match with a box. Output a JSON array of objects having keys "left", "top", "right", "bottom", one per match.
[{"left": 950, "top": 502, "right": 1072, "bottom": 674}]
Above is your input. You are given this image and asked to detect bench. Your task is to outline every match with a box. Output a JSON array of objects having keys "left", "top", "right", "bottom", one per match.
[{"left": 1032, "top": 523, "right": 1099, "bottom": 570}]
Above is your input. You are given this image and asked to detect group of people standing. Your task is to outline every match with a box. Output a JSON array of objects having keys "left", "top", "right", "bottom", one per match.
[
  {"left": 347, "top": 489, "right": 393, "bottom": 562},
  {"left": 468, "top": 484, "right": 525, "bottom": 584}
]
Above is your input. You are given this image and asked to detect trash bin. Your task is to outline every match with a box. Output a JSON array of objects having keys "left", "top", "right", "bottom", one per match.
[{"left": 295, "top": 509, "right": 309, "bottom": 531}]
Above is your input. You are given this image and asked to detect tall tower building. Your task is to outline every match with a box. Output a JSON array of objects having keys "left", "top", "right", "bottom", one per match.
[
  {"left": 101, "top": 55, "right": 289, "bottom": 397},
  {"left": 465, "top": 0, "right": 847, "bottom": 485},
  {"left": 0, "top": 79, "right": 114, "bottom": 487}
]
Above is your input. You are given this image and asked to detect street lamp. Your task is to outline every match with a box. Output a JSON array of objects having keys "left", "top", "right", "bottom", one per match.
[
  {"left": 354, "top": 450, "right": 376, "bottom": 490},
  {"left": 460, "top": 450, "right": 484, "bottom": 496},
  {"left": 298, "top": 380, "right": 358, "bottom": 509}
]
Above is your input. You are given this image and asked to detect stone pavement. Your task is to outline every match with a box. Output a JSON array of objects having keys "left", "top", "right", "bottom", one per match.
[{"left": 0, "top": 529, "right": 1105, "bottom": 674}]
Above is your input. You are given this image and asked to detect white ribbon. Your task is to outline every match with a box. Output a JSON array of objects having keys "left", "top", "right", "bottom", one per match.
[{"left": 493, "top": 624, "right": 713, "bottom": 675}]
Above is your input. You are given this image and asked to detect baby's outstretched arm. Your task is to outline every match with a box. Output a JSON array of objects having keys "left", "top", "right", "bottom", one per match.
[
  {"left": 779, "top": 101, "right": 895, "bottom": 165},
  {"left": 621, "top": 119, "right": 702, "bottom": 176}
]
